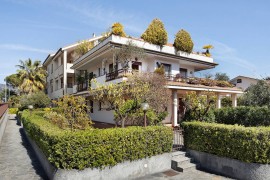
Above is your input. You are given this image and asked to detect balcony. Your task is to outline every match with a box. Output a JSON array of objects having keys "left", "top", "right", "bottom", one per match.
[{"left": 77, "top": 80, "right": 89, "bottom": 92}]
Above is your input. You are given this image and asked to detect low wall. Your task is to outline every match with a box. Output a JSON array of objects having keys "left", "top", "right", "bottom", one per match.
[
  {"left": 188, "top": 149, "right": 270, "bottom": 180},
  {"left": 0, "top": 109, "right": 8, "bottom": 144},
  {"left": 23, "top": 126, "right": 172, "bottom": 180}
]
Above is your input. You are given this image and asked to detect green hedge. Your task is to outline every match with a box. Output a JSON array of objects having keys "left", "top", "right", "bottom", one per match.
[
  {"left": 9, "top": 108, "right": 18, "bottom": 114},
  {"left": 183, "top": 121, "right": 270, "bottom": 164},
  {"left": 21, "top": 111, "right": 173, "bottom": 170},
  {"left": 214, "top": 106, "right": 270, "bottom": 126}
]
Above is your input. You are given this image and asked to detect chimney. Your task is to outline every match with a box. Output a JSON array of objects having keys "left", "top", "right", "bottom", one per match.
[{"left": 92, "top": 33, "right": 96, "bottom": 38}]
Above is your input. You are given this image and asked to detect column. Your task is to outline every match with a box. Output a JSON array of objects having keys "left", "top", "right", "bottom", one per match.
[
  {"left": 216, "top": 93, "right": 222, "bottom": 109},
  {"left": 232, "top": 94, "right": 237, "bottom": 107},
  {"left": 63, "top": 50, "right": 67, "bottom": 95},
  {"left": 173, "top": 90, "right": 178, "bottom": 127}
]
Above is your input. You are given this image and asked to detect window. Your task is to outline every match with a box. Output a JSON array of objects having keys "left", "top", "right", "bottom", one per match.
[
  {"left": 50, "top": 80, "right": 53, "bottom": 93},
  {"left": 98, "top": 102, "right": 102, "bottom": 111},
  {"left": 132, "top": 62, "right": 142, "bottom": 71},
  {"left": 109, "top": 64, "right": 114, "bottom": 73},
  {"left": 51, "top": 64, "right": 53, "bottom": 74},
  {"left": 237, "top": 79, "right": 242, "bottom": 83},
  {"left": 90, "top": 100, "right": 94, "bottom": 113},
  {"left": 180, "top": 68, "right": 188, "bottom": 78},
  {"left": 161, "top": 63, "right": 171, "bottom": 75},
  {"left": 98, "top": 68, "right": 101, "bottom": 76},
  {"left": 60, "top": 77, "right": 63, "bottom": 89},
  {"left": 55, "top": 80, "right": 59, "bottom": 90}
]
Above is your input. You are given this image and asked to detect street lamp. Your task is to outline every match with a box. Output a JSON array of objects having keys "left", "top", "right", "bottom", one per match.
[
  {"left": 28, "top": 105, "right": 33, "bottom": 115},
  {"left": 141, "top": 102, "right": 149, "bottom": 127}
]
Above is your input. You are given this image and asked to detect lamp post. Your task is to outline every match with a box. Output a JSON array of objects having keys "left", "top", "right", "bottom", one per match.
[
  {"left": 141, "top": 102, "right": 149, "bottom": 127},
  {"left": 28, "top": 105, "right": 33, "bottom": 115}
]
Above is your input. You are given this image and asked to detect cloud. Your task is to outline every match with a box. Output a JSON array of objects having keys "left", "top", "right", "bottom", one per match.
[{"left": 0, "top": 44, "right": 52, "bottom": 54}]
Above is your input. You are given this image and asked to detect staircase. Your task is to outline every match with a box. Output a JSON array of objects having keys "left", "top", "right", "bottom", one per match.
[{"left": 171, "top": 151, "right": 200, "bottom": 172}]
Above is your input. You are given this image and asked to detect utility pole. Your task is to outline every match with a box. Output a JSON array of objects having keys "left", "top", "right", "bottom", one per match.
[{"left": 4, "top": 82, "right": 7, "bottom": 102}]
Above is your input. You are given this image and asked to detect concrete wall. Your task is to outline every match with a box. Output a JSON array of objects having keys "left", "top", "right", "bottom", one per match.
[
  {"left": 188, "top": 149, "right": 270, "bottom": 180},
  {"left": 90, "top": 101, "right": 115, "bottom": 124},
  {"left": 23, "top": 123, "right": 172, "bottom": 180}
]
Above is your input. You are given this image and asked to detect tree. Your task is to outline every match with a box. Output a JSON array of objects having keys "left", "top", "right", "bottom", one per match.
[
  {"left": 182, "top": 91, "right": 216, "bottom": 122},
  {"left": 90, "top": 72, "right": 170, "bottom": 127},
  {"left": 19, "top": 91, "right": 50, "bottom": 110},
  {"left": 173, "top": 29, "right": 194, "bottom": 53},
  {"left": 16, "top": 59, "right": 47, "bottom": 94},
  {"left": 141, "top": 18, "right": 168, "bottom": 46},
  {"left": 215, "top": 72, "right": 230, "bottom": 81},
  {"left": 115, "top": 40, "right": 145, "bottom": 70},
  {"left": 241, "top": 80, "right": 270, "bottom": 107},
  {"left": 203, "top": 44, "right": 214, "bottom": 57},
  {"left": 111, "top": 22, "right": 126, "bottom": 37},
  {"left": 48, "top": 95, "right": 92, "bottom": 130},
  {"left": 5, "top": 74, "right": 21, "bottom": 88},
  {"left": 75, "top": 40, "right": 94, "bottom": 56}
]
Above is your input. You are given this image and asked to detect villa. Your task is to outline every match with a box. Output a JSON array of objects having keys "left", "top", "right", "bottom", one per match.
[
  {"left": 43, "top": 35, "right": 103, "bottom": 99},
  {"left": 69, "top": 35, "right": 243, "bottom": 126}
]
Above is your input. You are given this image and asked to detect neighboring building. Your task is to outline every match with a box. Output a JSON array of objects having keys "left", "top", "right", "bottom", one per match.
[
  {"left": 71, "top": 35, "right": 243, "bottom": 126},
  {"left": 230, "top": 76, "right": 259, "bottom": 91},
  {"left": 43, "top": 35, "right": 103, "bottom": 99}
]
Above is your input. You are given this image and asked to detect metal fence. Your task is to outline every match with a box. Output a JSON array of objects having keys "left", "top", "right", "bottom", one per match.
[{"left": 172, "top": 127, "right": 184, "bottom": 151}]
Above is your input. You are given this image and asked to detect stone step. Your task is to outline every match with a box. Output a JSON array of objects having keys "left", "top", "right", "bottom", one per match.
[
  {"left": 171, "top": 151, "right": 186, "bottom": 157},
  {"left": 177, "top": 162, "right": 199, "bottom": 172},
  {"left": 172, "top": 156, "right": 194, "bottom": 165}
]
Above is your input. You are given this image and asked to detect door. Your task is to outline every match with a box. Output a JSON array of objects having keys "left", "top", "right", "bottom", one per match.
[{"left": 178, "top": 98, "right": 185, "bottom": 123}]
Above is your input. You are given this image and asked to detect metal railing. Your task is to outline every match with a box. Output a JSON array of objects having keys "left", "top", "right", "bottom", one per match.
[
  {"left": 77, "top": 80, "right": 89, "bottom": 92},
  {"left": 172, "top": 127, "right": 184, "bottom": 151},
  {"left": 106, "top": 69, "right": 132, "bottom": 82}
]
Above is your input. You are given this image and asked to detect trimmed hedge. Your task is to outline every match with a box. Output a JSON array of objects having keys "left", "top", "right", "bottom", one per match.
[
  {"left": 20, "top": 111, "right": 173, "bottom": 170},
  {"left": 214, "top": 106, "right": 270, "bottom": 126},
  {"left": 182, "top": 121, "right": 270, "bottom": 164},
  {"left": 9, "top": 108, "right": 18, "bottom": 114}
]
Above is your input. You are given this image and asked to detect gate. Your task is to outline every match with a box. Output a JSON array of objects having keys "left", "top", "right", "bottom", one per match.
[{"left": 172, "top": 127, "right": 184, "bottom": 151}]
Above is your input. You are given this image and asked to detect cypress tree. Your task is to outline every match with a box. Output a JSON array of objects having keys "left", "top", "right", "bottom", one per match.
[
  {"left": 141, "top": 18, "right": 168, "bottom": 46},
  {"left": 173, "top": 29, "right": 194, "bottom": 53}
]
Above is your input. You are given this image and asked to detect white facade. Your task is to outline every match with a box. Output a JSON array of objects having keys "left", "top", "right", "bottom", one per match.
[
  {"left": 230, "top": 76, "right": 258, "bottom": 91},
  {"left": 43, "top": 36, "right": 103, "bottom": 99},
  {"left": 71, "top": 35, "right": 243, "bottom": 126}
]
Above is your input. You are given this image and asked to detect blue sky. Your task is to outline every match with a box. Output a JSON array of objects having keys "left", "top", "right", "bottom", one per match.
[{"left": 1, "top": 0, "right": 270, "bottom": 83}]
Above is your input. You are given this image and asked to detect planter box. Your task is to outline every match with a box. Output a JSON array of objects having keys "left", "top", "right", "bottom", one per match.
[
  {"left": 23, "top": 127, "right": 173, "bottom": 180},
  {"left": 188, "top": 149, "right": 270, "bottom": 180}
]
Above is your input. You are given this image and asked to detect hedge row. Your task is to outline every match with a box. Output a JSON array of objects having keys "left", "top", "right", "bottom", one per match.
[
  {"left": 20, "top": 111, "right": 173, "bottom": 170},
  {"left": 214, "top": 106, "right": 270, "bottom": 126},
  {"left": 182, "top": 121, "right": 270, "bottom": 164},
  {"left": 9, "top": 108, "right": 18, "bottom": 114}
]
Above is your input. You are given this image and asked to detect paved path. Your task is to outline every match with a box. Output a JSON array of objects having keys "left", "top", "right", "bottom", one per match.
[
  {"left": 0, "top": 114, "right": 48, "bottom": 180},
  {"left": 135, "top": 169, "right": 233, "bottom": 180}
]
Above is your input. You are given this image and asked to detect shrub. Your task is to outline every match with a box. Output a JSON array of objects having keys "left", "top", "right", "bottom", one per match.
[
  {"left": 19, "top": 91, "right": 50, "bottom": 110},
  {"left": 200, "top": 78, "right": 216, "bottom": 86},
  {"left": 21, "top": 111, "right": 173, "bottom": 170},
  {"left": 75, "top": 40, "right": 94, "bottom": 56},
  {"left": 215, "top": 80, "right": 233, "bottom": 87},
  {"left": 173, "top": 29, "right": 194, "bottom": 53},
  {"left": 9, "top": 108, "right": 18, "bottom": 114},
  {"left": 203, "top": 44, "right": 214, "bottom": 57},
  {"left": 154, "top": 65, "right": 165, "bottom": 75},
  {"left": 111, "top": 22, "right": 126, "bottom": 37},
  {"left": 141, "top": 18, "right": 168, "bottom": 46},
  {"left": 183, "top": 121, "right": 270, "bottom": 164},
  {"left": 47, "top": 95, "right": 92, "bottom": 130},
  {"left": 214, "top": 106, "right": 270, "bottom": 127}
]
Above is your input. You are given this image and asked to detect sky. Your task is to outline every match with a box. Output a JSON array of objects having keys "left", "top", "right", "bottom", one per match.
[{"left": 0, "top": 0, "right": 270, "bottom": 83}]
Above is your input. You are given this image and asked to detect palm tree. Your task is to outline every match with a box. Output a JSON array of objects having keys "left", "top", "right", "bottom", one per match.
[{"left": 16, "top": 59, "right": 47, "bottom": 94}]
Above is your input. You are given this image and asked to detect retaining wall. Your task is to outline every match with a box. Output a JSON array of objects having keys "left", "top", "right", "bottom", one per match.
[
  {"left": 188, "top": 149, "right": 270, "bottom": 180},
  {"left": 0, "top": 104, "right": 8, "bottom": 144}
]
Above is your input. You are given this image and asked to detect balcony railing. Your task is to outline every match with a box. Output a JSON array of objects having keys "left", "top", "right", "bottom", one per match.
[
  {"left": 106, "top": 69, "right": 132, "bottom": 82},
  {"left": 165, "top": 74, "right": 234, "bottom": 88},
  {"left": 77, "top": 80, "right": 89, "bottom": 92}
]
